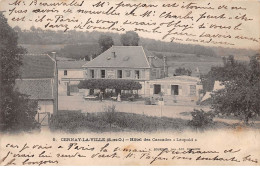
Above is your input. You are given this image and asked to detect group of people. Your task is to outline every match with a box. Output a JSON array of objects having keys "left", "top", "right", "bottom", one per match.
[{"left": 98, "top": 91, "right": 121, "bottom": 102}]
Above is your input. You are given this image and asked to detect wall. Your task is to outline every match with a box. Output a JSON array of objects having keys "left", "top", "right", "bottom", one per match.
[
  {"left": 144, "top": 80, "right": 203, "bottom": 101},
  {"left": 58, "top": 69, "right": 84, "bottom": 81},
  {"left": 84, "top": 68, "right": 151, "bottom": 81},
  {"left": 58, "top": 69, "right": 84, "bottom": 95},
  {"left": 38, "top": 100, "right": 54, "bottom": 114}
]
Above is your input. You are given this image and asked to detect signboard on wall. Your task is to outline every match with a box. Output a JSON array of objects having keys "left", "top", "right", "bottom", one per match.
[{"left": 107, "top": 69, "right": 115, "bottom": 79}]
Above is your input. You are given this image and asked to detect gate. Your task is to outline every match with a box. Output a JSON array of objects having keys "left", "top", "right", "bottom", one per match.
[{"left": 36, "top": 112, "right": 50, "bottom": 126}]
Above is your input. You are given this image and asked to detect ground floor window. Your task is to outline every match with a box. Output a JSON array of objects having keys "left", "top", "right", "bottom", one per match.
[
  {"left": 154, "top": 84, "right": 161, "bottom": 94},
  {"left": 171, "top": 85, "right": 179, "bottom": 95}
]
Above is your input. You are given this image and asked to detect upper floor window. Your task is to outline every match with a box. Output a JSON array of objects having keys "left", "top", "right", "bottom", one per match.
[
  {"left": 101, "top": 70, "right": 106, "bottom": 78},
  {"left": 90, "top": 69, "right": 95, "bottom": 78},
  {"left": 64, "top": 70, "right": 67, "bottom": 76},
  {"left": 135, "top": 70, "right": 140, "bottom": 79},
  {"left": 117, "top": 70, "right": 122, "bottom": 78}
]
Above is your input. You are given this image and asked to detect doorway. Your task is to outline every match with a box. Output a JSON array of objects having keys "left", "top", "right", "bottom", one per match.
[
  {"left": 171, "top": 85, "right": 179, "bottom": 95},
  {"left": 154, "top": 84, "right": 161, "bottom": 94}
]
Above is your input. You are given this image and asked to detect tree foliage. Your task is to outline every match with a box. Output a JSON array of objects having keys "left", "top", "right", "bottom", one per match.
[
  {"left": 0, "top": 13, "right": 38, "bottom": 132},
  {"left": 210, "top": 54, "right": 260, "bottom": 124},
  {"left": 78, "top": 79, "right": 142, "bottom": 91},
  {"left": 175, "top": 67, "right": 192, "bottom": 76},
  {"left": 98, "top": 34, "right": 114, "bottom": 53},
  {"left": 120, "top": 31, "right": 140, "bottom": 46}
]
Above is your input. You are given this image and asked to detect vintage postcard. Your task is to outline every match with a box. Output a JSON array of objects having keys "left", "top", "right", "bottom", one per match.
[{"left": 0, "top": 0, "right": 259, "bottom": 166}]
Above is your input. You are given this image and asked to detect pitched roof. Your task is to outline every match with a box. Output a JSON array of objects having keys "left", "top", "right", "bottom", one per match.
[
  {"left": 19, "top": 54, "right": 55, "bottom": 79},
  {"left": 82, "top": 46, "right": 164, "bottom": 68},
  {"left": 15, "top": 79, "right": 54, "bottom": 100},
  {"left": 57, "top": 60, "right": 87, "bottom": 69}
]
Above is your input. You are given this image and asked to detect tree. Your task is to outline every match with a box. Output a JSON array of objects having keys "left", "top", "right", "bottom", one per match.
[
  {"left": 120, "top": 31, "right": 140, "bottom": 46},
  {"left": 175, "top": 67, "right": 192, "bottom": 76},
  {"left": 0, "top": 13, "right": 38, "bottom": 132},
  {"left": 78, "top": 79, "right": 142, "bottom": 91},
  {"left": 211, "top": 55, "right": 260, "bottom": 124},
  {"left": 13, "top": 26, "right": 22, "bottom": 33},
  {"left": 98, "top": 35, "right": 114, "bottom": 53},
  {"left": 30, "top": 26, "right": 36, "bottom": 32}
]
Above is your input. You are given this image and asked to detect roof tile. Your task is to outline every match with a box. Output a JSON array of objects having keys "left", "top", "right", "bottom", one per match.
[{"left": 15, "top": 79, "right": 54, "bottom": 100}]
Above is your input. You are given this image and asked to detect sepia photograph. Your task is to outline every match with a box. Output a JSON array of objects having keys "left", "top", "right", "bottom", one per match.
[{"left": 0, "top": 0, "right": 259, "bottom": 166}]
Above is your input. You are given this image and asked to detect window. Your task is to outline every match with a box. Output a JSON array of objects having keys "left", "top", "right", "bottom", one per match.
[
  {"left": 154, "top": 84, "right": 161, "bottom": 94},
  {"left": 64, "top": 70, "right": 67, "bottom": 76},
  {"left": 171, "top": 85, "right": 179, "bottom": 95},
  {"left": 101, "top": 70, "right": 105, "bottom": 78},
  {"left": 90, "top": 70, "right": 95, "bottom": 78},
  {"left": 117, "top": 70, "right": 122, "bottom": 78},
  {"left": 135, "top": 70, "right": 140, "bottom": 79}
]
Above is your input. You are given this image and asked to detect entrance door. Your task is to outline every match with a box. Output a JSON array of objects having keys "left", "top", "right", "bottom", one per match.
[
  {"left": 154, "top": 84, "right": 161, "bottom": 94},
  {"left": 171, "top": 85, "right": 179, "bottom": 95}
]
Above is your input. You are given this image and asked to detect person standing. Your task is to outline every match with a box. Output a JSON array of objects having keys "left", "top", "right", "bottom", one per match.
[
  {"left": 117, "top": 93, "right": 121, "bottom": 102},
  {"left": 99, "top": 91, "right": 103, "bottom": 102}
]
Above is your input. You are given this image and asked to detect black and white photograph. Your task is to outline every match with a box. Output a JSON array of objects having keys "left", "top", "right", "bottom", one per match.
[{"left": 0, "top": 0, "right": 259, "bottom": 166}]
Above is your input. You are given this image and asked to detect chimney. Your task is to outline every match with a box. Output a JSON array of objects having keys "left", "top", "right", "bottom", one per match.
[
  {"left": 148, "top": 56, "right": 153, "bottom": 66},
  {"left": 163, "top": 56, "right": 167, "bottom": 77},
  {"left": 52, "top": 52, "right": 57, "bottom": 61},
  {"left": 112, "top": 51, "right": 116, "bottom": 58}
]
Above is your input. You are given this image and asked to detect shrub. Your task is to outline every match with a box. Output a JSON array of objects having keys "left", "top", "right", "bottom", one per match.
[
  {"left": 188, "top": 109, "right": 215, "bottom": 129},
  {"left": 103, "top": 105, "right": 117, "bottom": 128}
]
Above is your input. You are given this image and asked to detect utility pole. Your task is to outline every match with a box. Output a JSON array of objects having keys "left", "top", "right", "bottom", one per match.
[{"left": 52, "top": 52, "right": 58, "bottom": 115}]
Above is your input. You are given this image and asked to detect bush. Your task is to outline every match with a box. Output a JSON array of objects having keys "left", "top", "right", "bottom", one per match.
[
  {"left": 188, "top": 109, "right": 215, "bottom": 129},
  {"left": 103, "top": 105, "right": 117, "bottom": 127}
]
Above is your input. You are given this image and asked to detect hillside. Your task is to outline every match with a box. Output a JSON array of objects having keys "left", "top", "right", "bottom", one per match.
[{"left": 17, "top": 28, "right": 257, "bottom": 75}]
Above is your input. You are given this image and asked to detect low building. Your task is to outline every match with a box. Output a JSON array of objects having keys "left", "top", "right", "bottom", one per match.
[
  {"left": 82, "top": 46, "right": 167, "bottom": 95},
  {"left": 57, "top": 60, "right": 86, "bottom": 95},
  {"left": 145, "top": 76, "right": 203, "bottom": 102},
  {"left": 15, "top": 54, "right": 58, "bottom": 118}
]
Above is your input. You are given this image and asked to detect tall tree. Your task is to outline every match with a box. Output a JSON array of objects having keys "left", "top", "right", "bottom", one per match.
[
  {"left": 120, "top": 31, "right": 140, "bottom": 46},
  {"left": 98, "top": 35, "right": 114, "bottom": 53},
  {"left": 175, "top": 67, "right": 192, "bottom": 76},
  {"left": 0, "top": 13, "right": 38, "bottom": 132},
  {"left": 211, "top": 54, "right": 260, "bottom": 124}
]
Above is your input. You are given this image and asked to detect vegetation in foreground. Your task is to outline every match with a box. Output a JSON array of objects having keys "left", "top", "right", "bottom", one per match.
[
  {"left": 0, "top": 13, "right": 39, "bottom": 132},
  {"left": 49, "top": 108, "right": 258, "bottom": 133}
]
